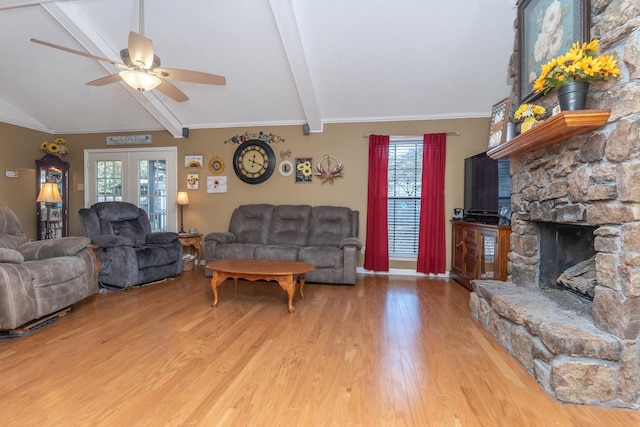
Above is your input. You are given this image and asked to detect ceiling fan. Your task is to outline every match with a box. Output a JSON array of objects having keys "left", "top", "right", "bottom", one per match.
[{"left": 29, "top": 3, "right": 225, "bottom": 102}]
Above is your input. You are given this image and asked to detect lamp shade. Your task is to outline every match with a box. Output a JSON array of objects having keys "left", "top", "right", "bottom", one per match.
[
  {"left": 176, "top": 192, "right": 190, "bottom": 205},
  {"left": 119, "top": 70, "right": 162, "bottom": 91},
  {"left": 36, "top": 182, "right": 62, "bottom": 203}
]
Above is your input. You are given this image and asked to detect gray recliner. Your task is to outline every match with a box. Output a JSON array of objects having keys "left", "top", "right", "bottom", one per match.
[
  {"left": 79, "top": 202, "right": 183, "bottom": 289},
  {"left": 0, "top": 203, "right": 98, "bottom": 330}
]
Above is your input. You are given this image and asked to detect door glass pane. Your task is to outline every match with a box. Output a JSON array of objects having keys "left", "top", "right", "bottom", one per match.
[
  {"left": 480, "top": 233, "right": 496, "bottom": 279},
  {"left": 96, "top": 160, "right": 122, "bottom": 202},
  {"left": 138, "top": 160, "right": 167, "bottom": 231}
]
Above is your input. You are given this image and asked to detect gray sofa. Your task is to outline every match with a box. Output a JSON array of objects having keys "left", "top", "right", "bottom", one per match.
[
  {"left": 204, "top": 204, "right": 362, "bottom": 284},
  {"left": 0, "top": 203, "right": 98, "bottom": 330},
  {"left": 79, "top": 202, "right": 183, "bottom": 289}
]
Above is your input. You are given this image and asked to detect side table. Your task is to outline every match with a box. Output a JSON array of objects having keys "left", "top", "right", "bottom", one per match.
[{"left": 178, "top": 233, "right": 203, "bottom": 270}]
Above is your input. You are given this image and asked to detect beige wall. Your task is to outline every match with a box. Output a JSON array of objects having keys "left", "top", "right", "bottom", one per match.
[{"left": 0, "top": 117, "right": 490, "bottom": 270}]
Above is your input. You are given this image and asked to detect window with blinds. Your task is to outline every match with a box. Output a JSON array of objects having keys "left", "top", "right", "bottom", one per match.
[{"left": 388, "top": 140, "right": 422, "bottom": 257}]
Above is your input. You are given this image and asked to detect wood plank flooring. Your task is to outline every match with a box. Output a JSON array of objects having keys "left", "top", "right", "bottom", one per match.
[{"left": 1, "top": 271, "right": 639, "bottom": 426}]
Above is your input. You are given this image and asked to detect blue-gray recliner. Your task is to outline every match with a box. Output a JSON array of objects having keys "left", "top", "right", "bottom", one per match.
[{"left": 79, "top": 202, "right": 182, "bottom": 289}]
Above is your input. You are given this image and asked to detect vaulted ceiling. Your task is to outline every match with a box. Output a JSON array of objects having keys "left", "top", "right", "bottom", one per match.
[{"left": 0, "top": 0, "right": 517, "bottom": 137}]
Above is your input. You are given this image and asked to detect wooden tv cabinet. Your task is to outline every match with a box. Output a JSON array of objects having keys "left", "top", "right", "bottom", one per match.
[{"left": 450, "top": 221, "right": 511, "bottom": 291}]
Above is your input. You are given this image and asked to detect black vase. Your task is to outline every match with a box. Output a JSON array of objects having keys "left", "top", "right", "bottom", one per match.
[{"left": 557, "top": 81, "right": 590, "bottom": 111}]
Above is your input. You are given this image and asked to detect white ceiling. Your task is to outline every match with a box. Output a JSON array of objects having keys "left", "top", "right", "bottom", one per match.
[{"left": 0, "top": 0, "right": 517, "bottom": 137}]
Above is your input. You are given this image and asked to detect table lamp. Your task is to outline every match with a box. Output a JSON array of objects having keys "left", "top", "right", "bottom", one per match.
[
  {"left": 176, "top": 192, "right": 189, "bottom": 234},
  {"left": 36, "top": 182, "right": 62, "bottom": 239}
]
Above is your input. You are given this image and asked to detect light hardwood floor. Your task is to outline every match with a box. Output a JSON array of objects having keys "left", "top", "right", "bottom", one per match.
[{"left": 1, "top": 271, "right": 639, "bottom": 426}]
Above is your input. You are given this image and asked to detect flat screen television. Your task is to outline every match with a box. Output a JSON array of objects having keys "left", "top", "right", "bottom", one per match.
[{"left": 463, "top": 152, "right": 511, "bottom": 222}]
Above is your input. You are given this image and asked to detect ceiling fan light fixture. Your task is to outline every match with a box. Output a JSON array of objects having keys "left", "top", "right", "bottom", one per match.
[{"left": 119, "top": 70, "right": 161, "bottom": 91}]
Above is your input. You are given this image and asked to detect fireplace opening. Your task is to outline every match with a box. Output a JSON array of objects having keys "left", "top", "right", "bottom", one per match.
[{"left": 538, "top": 222, "right": 598, "bottom": 300}]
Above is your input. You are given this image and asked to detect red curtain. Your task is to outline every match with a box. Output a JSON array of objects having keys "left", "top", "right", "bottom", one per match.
[
  {"left": 417, "top": 133, "right": 447, "bottom": 274},
  {"left": 364, "top": 134, "right": 390, "bottom": 271}
]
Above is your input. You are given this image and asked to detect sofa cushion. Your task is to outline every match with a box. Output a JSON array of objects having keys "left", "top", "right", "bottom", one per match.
[
  {"left": 0, "top": 247, "right": 24, "bottom": 264},
  {"left": 298, "top": 246, "right": 344, "bottom": 268},
  {"left": 112, "top": 220, "right": 147, "bottom": 246},
  {"left": 214, "top": 243, "right": 261, "bottom": 260},
  {"left": 146, "top": 232, "right": 179, "bottom": 245},
  {"left": 268, "top": 205, "right": 311, "bottom": 246},
  {"left": 229, "top": 204, "right": 274, "bottom": 244},
  {"left": 135, "top": 245, "right": 171, "bottom": 269},
  {"left": 19, "top": 237, "right": 90, "bottom": 261},
  {"left": 254, "top": 245, "right": 300, "bottom": 261},
  {"left": 27, "top": 256, "right": 86, "bottom": 288},
  {"left": 308, "top": 206, "right": 354, "bottom": 246},
  {"left": 92, "top": 201, "right": 140, "bottom": 222},
  {"left": 0, "top": 203, "right": 27, "bottom": 237}
]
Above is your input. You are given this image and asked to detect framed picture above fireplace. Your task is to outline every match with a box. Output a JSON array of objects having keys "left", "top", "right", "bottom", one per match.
[{"left": 518, "top": 0, "right": 590, "bottom": 103}]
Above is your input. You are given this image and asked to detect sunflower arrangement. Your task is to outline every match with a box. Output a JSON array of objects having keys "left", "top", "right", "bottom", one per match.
[
  {"left": 39, "top": 138, "right": 69, "bottom": 156},
  {"left": 514, "top": 103, "right": 547, "bottom": 121},
  {"left": 533, "top": 39, "right": 621, "bottom": 95}
]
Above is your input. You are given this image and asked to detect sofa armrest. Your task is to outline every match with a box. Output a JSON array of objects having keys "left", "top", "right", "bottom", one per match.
[
  {"left": 91, "top": 235, "right": 132, "bottom": 248},
  {"left": 146, "top": 231, "right": 179, "bottom": 245},
  {"left": 0, "top": 247, "right": 24, "bottom": 264},
  {"left": 18, "top": 237, "right": 91, "bottom": 261},
  {"left": 339, "top": 237, "right": 363, "bottom": 250},
  {"left": 205, "top": 232, "right": 235, "bottom": 244}
]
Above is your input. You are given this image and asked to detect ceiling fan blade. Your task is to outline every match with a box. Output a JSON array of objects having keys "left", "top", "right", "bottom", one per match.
[
  {"left": 154, "top": 67, "right": 226, "bottom": 85},
  {"left": 128, "top": 31, "right": 155, "bottom": 69},
  {"left": 155, "top": 79, "right": 189, "bottom": 102},
  {"left": 86, "top": 74, "right": 123, "bottom": 86},
  {"left": 30, "top": 38, "right": 126, "bottom": 68}
]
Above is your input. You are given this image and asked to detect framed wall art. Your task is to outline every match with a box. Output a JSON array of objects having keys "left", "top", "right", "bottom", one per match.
[
  {"left": 184, "top": 155, "right": 203, "bottom": 168},
  {"left": 208, "top": 157, "right": 224, "bottom": 174},
  {"left": 488, "top": 98, "right": 511, "bottom": 148},
  {"left": 279, "top": 160, "right": 294, "bottom": 177},
  {"left": 295, "top": 158, "right": 313, "bottom": 183},
  {"left": 207, "top": 176, "right": 227, "bottom": 193},
  {"left": 186, "top": 173, "right": 199, "bottom": 190},
  {"left": 518, "top": 0, "right": 590, "bottom": 103}
]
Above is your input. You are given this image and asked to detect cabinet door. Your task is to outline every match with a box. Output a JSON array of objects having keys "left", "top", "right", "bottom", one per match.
[
  {"left": 452, "top": 224, "right": 465, "bottom": 273},
  {"left": 36, "top": 154, "right": 69, "bottom": 240},
  {"left": 477, "top": 227, "right": 498, "bottom": 279}
]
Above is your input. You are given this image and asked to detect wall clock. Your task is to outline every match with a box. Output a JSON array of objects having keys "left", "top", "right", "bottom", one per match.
[
  {"left": 232, "top": 139, "right": 276, "bottom": 184},
  {"left": 208, "top": 156, "right": 225, "bottom": 174}
]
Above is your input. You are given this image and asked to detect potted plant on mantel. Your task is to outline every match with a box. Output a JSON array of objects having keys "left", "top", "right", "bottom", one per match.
[{"left": 532, "top": 39, "right": 620, "bottom": 111}]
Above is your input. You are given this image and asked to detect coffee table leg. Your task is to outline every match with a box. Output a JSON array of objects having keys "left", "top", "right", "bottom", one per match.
[
  {"left": 299, "top": 273, "right": 306, "bottom": 299},
  {"left": 210, "top": 272, "right": 220, "bottom": 307},
  {"left": 277, "top": 275, "right": 296, "bottom": 314}
]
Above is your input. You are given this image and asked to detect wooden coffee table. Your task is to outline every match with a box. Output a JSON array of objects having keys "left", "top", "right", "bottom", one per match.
[{"left": 206, "top": 259, "right": 315, "bottom": 313}]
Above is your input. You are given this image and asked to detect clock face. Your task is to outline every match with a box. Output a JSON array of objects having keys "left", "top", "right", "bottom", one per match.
[{"left": 233, "top": 139, "right": 276, "bottom": 184}]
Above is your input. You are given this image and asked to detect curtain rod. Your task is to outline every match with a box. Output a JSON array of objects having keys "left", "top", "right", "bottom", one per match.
[{"left": 363, "top": 132, "right": 460, "bottom": 138}]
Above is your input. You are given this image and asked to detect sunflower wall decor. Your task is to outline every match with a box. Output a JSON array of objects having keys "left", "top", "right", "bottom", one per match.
[
  {"left": 295, "top": 158, "right": 313, "bottom": 183},
  {"left": 186, "top": 173, "right": 199, "bottom": 190},
  {"left": 208, "top": 157, "right": 224, "bottom": 174},
  {"left": 184, "top": 155, "right": 203, "bottom": 168},
  {"left": 207, "top": 176, "right": 227, "bottom": 193}
]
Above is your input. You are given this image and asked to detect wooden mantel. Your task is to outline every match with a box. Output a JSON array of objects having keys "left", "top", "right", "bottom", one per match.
[{"left": 486, "top": 109, "right": 611, "bottom": 159}]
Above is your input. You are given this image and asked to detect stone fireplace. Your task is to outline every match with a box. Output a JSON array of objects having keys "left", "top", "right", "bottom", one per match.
[{"left": 469, "top": 0, "right": 640, "bottom": 410}]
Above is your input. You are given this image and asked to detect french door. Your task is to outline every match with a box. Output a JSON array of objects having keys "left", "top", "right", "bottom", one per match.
[{"left": 84, "top": 147, "right": 178, "bottom": 232}]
